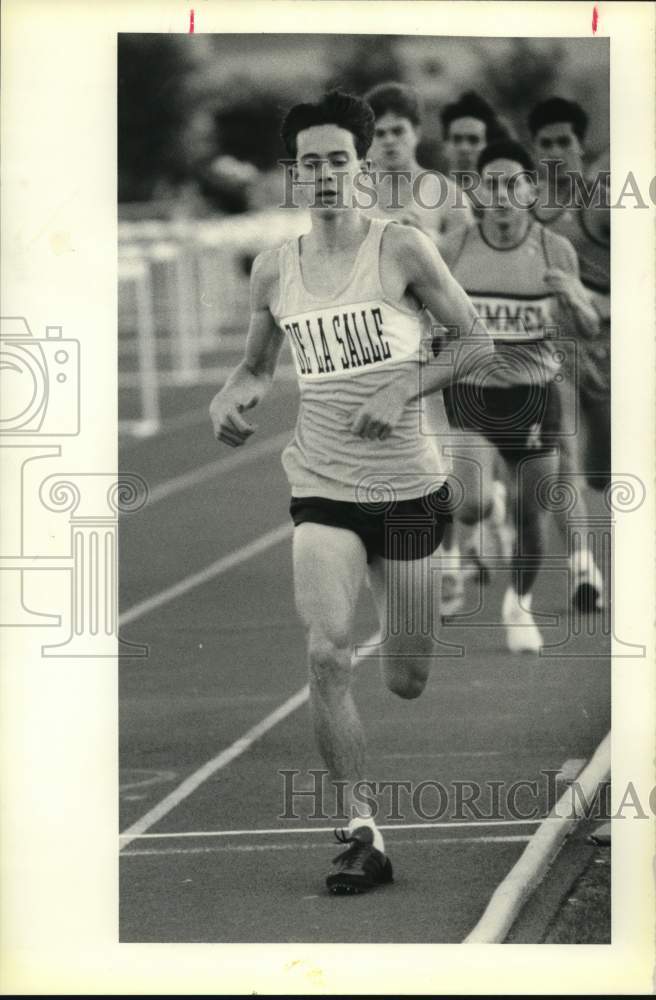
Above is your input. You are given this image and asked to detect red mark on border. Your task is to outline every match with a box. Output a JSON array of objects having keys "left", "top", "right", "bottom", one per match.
[
  {"left": 592, "top": 5, "right": 599, "bottom": 34},
  {"left": 189, "top": 9, "right": 195, "bottom": 33}
]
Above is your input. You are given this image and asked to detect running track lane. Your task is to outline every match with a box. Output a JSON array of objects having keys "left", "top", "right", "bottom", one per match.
[{"left": 119, "top": 385, "right": 610, "bottom": 941}]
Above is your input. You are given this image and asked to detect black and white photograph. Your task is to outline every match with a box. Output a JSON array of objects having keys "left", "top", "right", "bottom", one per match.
[
  {"left": 118, "top": 30, "right": 615, "bottom": 942},
  {"left": 2, "top": 0, "right": 655, "bottom": 993}
]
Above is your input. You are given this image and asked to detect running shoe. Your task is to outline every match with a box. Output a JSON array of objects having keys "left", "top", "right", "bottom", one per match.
[
  {"left": 570, "top": 550, "right": 605, "bottom": 612},
  {"left": 326, "top": 825, "right": 393, "bottom": 895}
]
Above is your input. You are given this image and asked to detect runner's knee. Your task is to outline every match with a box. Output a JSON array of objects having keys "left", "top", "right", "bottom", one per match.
[
  {"left": 308, "top": 630, "right": 352, "bottom": 694},
  {"left": 457, "top": 492, "right": 493, "bottom": 525},
  {"left": 382, "top": 638, "right": 433, "bottom": 699},
  {"left": 385, "top": 666, "right": 429, "bottom": 700}
]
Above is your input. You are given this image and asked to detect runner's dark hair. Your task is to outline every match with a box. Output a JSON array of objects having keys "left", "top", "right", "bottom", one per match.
[
  {"left": 528, "top": 97, "right": 589, "bottom": 140},
  {"left": 363, "top": 81, "right": 423, "bottom": 127},
  {"left": 441, "top": 90, "right": 503, "bottom": 140},
  {"left": 478, "top": 139, "right": 536, "bottom": 175},
  {"left": 281, "top": 90, "right": 375, "bottom": 158}
]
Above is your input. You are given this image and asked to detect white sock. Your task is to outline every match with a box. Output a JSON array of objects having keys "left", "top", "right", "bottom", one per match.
[
  {"left": 503, "top": 585, "right": 532, "bottom": 615},
  {"left": 518, "top": 589, "right": 532, "bottom": 611},
  {"left": 570, "top": 548, "right": 597, "bottom": 575},
  {"left": 348, "top": 814, "right": 385, "bottom": 854}
]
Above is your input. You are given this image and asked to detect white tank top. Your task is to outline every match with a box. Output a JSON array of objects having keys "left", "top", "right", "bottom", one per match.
[{"left": 271, "top": 218, "right": 447, "bottom": 503}]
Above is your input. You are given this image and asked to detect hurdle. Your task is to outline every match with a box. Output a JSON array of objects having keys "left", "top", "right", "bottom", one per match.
[
  {"left": 118, "top": 256, "right": 161, "bottom": 438},
  {"left": 117, "top": 210, "right": 311, "bottom": 439}
]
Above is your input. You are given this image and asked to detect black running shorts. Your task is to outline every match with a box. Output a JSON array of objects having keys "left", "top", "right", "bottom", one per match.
[
  {"left": 443, "top": 380, "right": 561, "bottom": 463},
  {"left": 289, "top": 486, "right": 452, "bottom": 564}
]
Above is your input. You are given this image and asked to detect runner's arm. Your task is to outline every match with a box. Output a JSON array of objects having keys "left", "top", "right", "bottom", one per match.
[
  {"left": 544, "top": 241, "right": 600, "bottom": 339},
  {"left": 350, "top": 227, "right": 492, "bottom": 438},
  {"left": 209, "top": 250, "right": 285, "bottom": 446},
  {"left": 401, "top": 225, "right": 493, "bottom": 401}
]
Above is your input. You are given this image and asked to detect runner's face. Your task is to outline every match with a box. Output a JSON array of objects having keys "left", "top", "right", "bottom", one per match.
[
  {"left": 371, "top": 112, "right": 419, "bottom": 171},
  {"left": 481, "top": 158, "right": 535, "bottom": 220},
  {"left": 444, "top": 116, "right": 487, "bottom": 173},
  {"left": 295, "top": 125, "right": 365, "bottom": 214},
  {"left": 533, "top": 121, "right": 584, "bottom": 176}
]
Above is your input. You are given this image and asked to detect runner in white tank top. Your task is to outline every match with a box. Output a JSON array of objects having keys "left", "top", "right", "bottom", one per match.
[
  {"left": 209, "top": 92, "right": 493, "bottom": 895},
  {"left": 272, "top": 216, "right": 446, "bottom": 502}
]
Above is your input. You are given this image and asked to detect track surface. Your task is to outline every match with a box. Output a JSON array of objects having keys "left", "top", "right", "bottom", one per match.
[{"left": 119, "top": 373, "right": 610, "bottom": 943}]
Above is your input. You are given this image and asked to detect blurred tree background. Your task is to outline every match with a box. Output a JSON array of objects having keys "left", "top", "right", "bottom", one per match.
[
  {"left": 326, "top": 35, "right": 406, "bottom": 94},
  {"left": 118, "top": 33, "right": 609, "bottom": 215},
  {"left": 118, "top": 35, "right": 201, "bottom": 202}
]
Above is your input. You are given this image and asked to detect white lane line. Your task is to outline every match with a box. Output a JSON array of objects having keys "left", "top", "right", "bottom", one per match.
[
  {"left": 464, "top": 731, "right": 611, "bottom": 944},
  {"left": 119, "top": 522, "right": 293, "bottom": 628},
  {"left": 120, "top": 769, "right": 178, "bottom": 792},
  {"left": 121, "top": 834, "right": 532, "bottom": 858},
  {"left": 119, "top": 638, "right": 380, "bottom": 850},
  {"left": 119, "top": 380, "right": 298, "bottom": 448},
  {"left": 119, "top": 365, "right": 297, "bottom": 387},
  {"left": 120, "top": 407, "right": 210, "bottom": 447},
  {"left": 145, "top": 430, "right": 290, "bottom": 507},
  {"left": 119, "top": 818, "right": 543, "bottom": 842},
  {"left": 556, "top": 758, "right": 586, "bottom": 784},
  {"left": 118, "top": 683, "right": 309, "bottom": 849}
]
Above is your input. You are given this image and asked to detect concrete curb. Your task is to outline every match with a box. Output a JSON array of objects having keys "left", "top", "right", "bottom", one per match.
[{"left": 464, "top": 730, "right": 611, "bottom": 943}]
